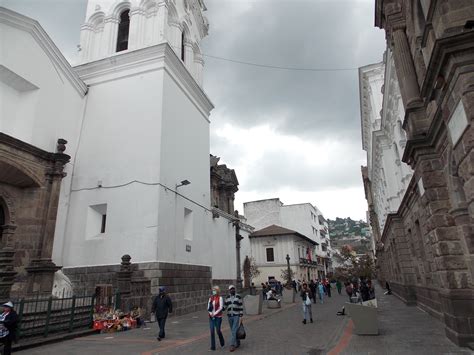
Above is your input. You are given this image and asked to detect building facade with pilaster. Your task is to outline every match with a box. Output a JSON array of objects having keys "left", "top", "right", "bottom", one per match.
[{"left": 360, "top": 0, "right": 474, "bottom": 346}]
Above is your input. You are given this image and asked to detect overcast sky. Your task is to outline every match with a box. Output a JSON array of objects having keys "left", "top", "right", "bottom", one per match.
[{"left": 3, "top": 0, "right": 386, "bottom": 220}]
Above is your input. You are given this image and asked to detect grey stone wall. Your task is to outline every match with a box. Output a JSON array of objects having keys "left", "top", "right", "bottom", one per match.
[{"left": 63, "top": 261, "right": 215, "bottom": 316}]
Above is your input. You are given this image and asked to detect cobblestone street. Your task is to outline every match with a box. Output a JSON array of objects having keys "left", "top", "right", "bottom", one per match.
[{"left": 16, "top": 288, "right": 471, "bottom": 355}]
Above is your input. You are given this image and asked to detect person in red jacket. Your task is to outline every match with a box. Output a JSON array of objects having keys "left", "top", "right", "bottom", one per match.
[{"left": 207, "top": 286, "right": 225, "bottom": 351}]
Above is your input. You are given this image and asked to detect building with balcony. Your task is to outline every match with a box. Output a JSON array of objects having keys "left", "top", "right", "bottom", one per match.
[
  {"left": 244, "top": 198, "right": 332, "bottom": 277},
  {"left": 248, "top": 225, "right": 320, "bottom": 284}
]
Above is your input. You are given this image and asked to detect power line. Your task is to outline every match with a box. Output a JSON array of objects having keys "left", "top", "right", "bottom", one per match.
[
  {"left": 169, "top": 43, "right": 358, "bottom": 72},
  {"left": 71, "top": 180, "right": 213, "bottom": 213},
  {"left": 202, "top": 53, "right": 358, "bottom": 72}
]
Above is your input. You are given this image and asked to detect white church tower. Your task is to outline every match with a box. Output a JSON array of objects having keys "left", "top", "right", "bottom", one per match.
[
  {"left": 53, "top": 0, "right": 243, "bottom": 286},
  {"left": 78, "top": 0, "right": 207, "bottom": 85}
]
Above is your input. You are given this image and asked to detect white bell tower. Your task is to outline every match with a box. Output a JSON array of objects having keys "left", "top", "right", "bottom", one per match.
[{"left": 78, "top": 0, "right": 208, "bottom": 85}]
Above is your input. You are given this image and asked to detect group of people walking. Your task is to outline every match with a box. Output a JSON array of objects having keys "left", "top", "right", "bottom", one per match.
[
  {"left": 344, "top": 278, "right": 375, "bottom": 303},
  {"left": 152, "top": 285, "right": 243, "bottom": 352},
  {"left": 292, "top": 278, "right": 335, "bottom": 304}
]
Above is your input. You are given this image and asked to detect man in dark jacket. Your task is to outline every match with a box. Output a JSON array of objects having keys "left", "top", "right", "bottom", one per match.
[
  {"left": 0, "top": 301, "right": 18, "bottom": 355},
  {"left": 151, "top": 287, "right": 173, "bottom": 341}
]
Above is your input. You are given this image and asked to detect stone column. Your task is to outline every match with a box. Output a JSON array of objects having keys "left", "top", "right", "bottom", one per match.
[
  {"left": 168, "top": 21, "right": 182, "bottom": 56},
  {"left": 384, "top": 4, "right": 430, "bottom": 139},
  {"left": 233, "top": 212, "right": 243, "bottom": 290},
  {"left": 102, "top": 16, "right": 119, "bottom": 56},
  {"left": 391, "top": 26, "right": 422, "bottom": 109},
  {"left": 79, "top": 23, "right": 94, "bottom": 62},
  {"left": 157, "top": 1, "right": 168, "bottom": 43},
  {"left": 184, "top": 39, "right": 194, "bottom": 73},
  {"left": 0, "top": 225, "right": 17, "bottom": 301},
  {"left": 194, "top": 53, "right": 204, "bottom": 86},
  {"left": 26, "top": 140, "right": 69, "bottom": 295},
  {"left": 117, "top": 255, "right": 133, "bottom": 310},
  {"left": 145, "top": 5, "right": 159, "bottom": 46},
  {"left": 129, "top": 7, "right": 146, "bottom": 50}
]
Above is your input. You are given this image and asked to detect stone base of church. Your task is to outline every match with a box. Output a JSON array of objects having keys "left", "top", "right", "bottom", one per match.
[{"left": 63, "top": 260, "right": 220, "bottom": 316}]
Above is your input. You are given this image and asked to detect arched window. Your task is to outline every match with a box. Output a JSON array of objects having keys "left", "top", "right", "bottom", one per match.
[
  {"left": 116, "top": 10, "right": 130, "bottom": 52},
  {"left": 181, "top": 31, "right": 185, "bottom": 62}
]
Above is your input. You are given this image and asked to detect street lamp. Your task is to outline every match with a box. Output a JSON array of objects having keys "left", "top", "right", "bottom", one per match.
[
  {"left": 176, "top": 179, "right": 191, "bottom": 188},
  {"left": 286, "top": 254, "right": 292, "bottom": 287}
]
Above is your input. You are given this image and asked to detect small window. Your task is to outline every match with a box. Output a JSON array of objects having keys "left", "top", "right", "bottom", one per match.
[
  {"left": 86, "top": 203, "right": 107, "bottom": 239},
  {"left": 116, "top": 10, "right": 130, "bottom": 52},
  {"left": 266, "top": 248, "right": 274, "bottom": 262}
]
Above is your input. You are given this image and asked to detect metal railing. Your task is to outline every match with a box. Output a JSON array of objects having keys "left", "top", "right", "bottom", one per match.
[{"left": 12, "top": 289, "right": 121, "bottom": 342}]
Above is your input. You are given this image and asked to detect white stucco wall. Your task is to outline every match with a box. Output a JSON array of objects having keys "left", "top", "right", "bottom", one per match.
[
  {"left": 250, "top": 234, "right": 319, "bottom": 285},
  {"left": 2, "top": 5, "right": 240, "bottom": 285},
  {"left": 0, "top": 11, "right": 88, "bottom": 267},
  {"left": 243, "top": 198, "right": 282, "bottom": 230}
]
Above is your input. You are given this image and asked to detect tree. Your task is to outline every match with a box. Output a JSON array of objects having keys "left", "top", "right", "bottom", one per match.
[
  {"left": 243, "top": 256, "right": 260, "bottom": 288},
  {"left": 335, "top": 244, "right": 375, "bottom": 282},
  {"left": 280, "top": 268, "right": 295, "bottom": 285}
]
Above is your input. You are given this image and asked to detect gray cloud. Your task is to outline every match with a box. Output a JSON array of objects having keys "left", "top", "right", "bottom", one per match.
[
  {"left": 2, "top": 0, "right": 384, "bottom": 219},
  {"left": 203, "top": 0, "right": 386, "bottom": 140}
]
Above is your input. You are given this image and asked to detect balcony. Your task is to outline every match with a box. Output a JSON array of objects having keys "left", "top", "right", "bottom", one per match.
[{"left": 299, "top": 258, "right": 319, "bottom": 267}]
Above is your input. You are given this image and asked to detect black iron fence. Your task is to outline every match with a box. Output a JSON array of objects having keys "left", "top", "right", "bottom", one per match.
[{"left": 12, "top": 289, "right": 121, "bottom": 342}]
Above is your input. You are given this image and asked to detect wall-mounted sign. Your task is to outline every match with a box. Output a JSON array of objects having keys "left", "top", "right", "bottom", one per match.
[
  {"left": 448, "top": 100, "right": 468, "bottom": 146},
  {"left": 186, "top": 244, "right": 191, "bottom": 252}
]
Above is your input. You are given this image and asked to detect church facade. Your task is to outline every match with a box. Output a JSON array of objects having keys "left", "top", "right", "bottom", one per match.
[
  {"left": 0, "top": 0, "right": 242, "bottom": 314},
  {"left": 361, "top": 0, "right": 474, "bottom": 346}
]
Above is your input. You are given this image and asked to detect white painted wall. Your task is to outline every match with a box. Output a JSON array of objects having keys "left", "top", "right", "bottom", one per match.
[
  {"left": 0, "top": 11, "right": 88, "bottom": 267},
  {"left": 250, "top": 234, "right": 319, "bottom": 285},
  {"left": 2, "top": 5, "right": 240, "bottom": 286},
  {"left": 243, "top": 198, "right": 282, "bottom": 230}
]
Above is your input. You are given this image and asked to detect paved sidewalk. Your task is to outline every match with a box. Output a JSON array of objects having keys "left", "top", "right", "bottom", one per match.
[
  {"left": 339, "top": 288, "right": 472, "bottom": 355},
  {"left": 16, "top": 292, "right": 348, "bottom": 355},
  {"left": 14, "top": 287, "right": 472, "bottom": 354}
]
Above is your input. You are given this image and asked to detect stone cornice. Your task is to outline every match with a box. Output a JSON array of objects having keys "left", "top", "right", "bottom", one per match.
[
  {"left": 0, "top": 133, "right": 70, "bottom": 164},
  {"left": 421, "top": 31, "right": 474, "bottom": 102},
  {"left": 73, "top": 42, "right": 213, "bottom": 119},
  {"left": 0, "top": 7, "right": 87, "bottom": 97},
  {"left": 402, "top": 109, "right": 447, "bottom": 165}
]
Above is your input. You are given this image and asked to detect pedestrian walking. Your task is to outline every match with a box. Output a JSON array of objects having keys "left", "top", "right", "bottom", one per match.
[
  {"left": 345, "top": 282, "right": 353, "bottom": 302},
  {"left": 368, "top": 280, "right": 375, "bottom": 300},
  {"left": 318, "top": 282, "right": 325, "bottom": 304},
  {"left": 300, "top": 283, "right": 313, "bottom": 324},
  {"left": 261, "top": 283, "right": 267, "bottom": 300},
  {"left": 326, "top": 279, "right": 332, "bottom": 297},
  {"left": 224, "top": 285, "right": 243, "bottom": 352},
  {"left": 208, "top": 286, "right": 225, "bottom": 351},
  {"left": 0, "top": 301, "right": 18, "bottom": 355},
  {"left": 151, "top": 287, "right": 173, "bottom": 341},
  {"left": 336, "top": 280, "right": 342, "bottom": 295},
  {"left": 360, "top": 280, "right": 370, "bottom": 302},
  {"left": 309, "top": 280, "right": 317, "bottom": 303}
]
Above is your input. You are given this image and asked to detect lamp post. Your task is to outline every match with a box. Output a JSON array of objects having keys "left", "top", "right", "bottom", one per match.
[
  {"left": 233, "top": 210, "right": 243, "bottom": 291},
  {"left": 286, "top": 254, "right": 291, "bottom": 287}
]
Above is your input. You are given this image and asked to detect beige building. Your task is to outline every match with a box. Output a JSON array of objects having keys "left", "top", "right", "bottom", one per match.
[{"left": 249, "top": 225, "right": 321, "bottom": 285}]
